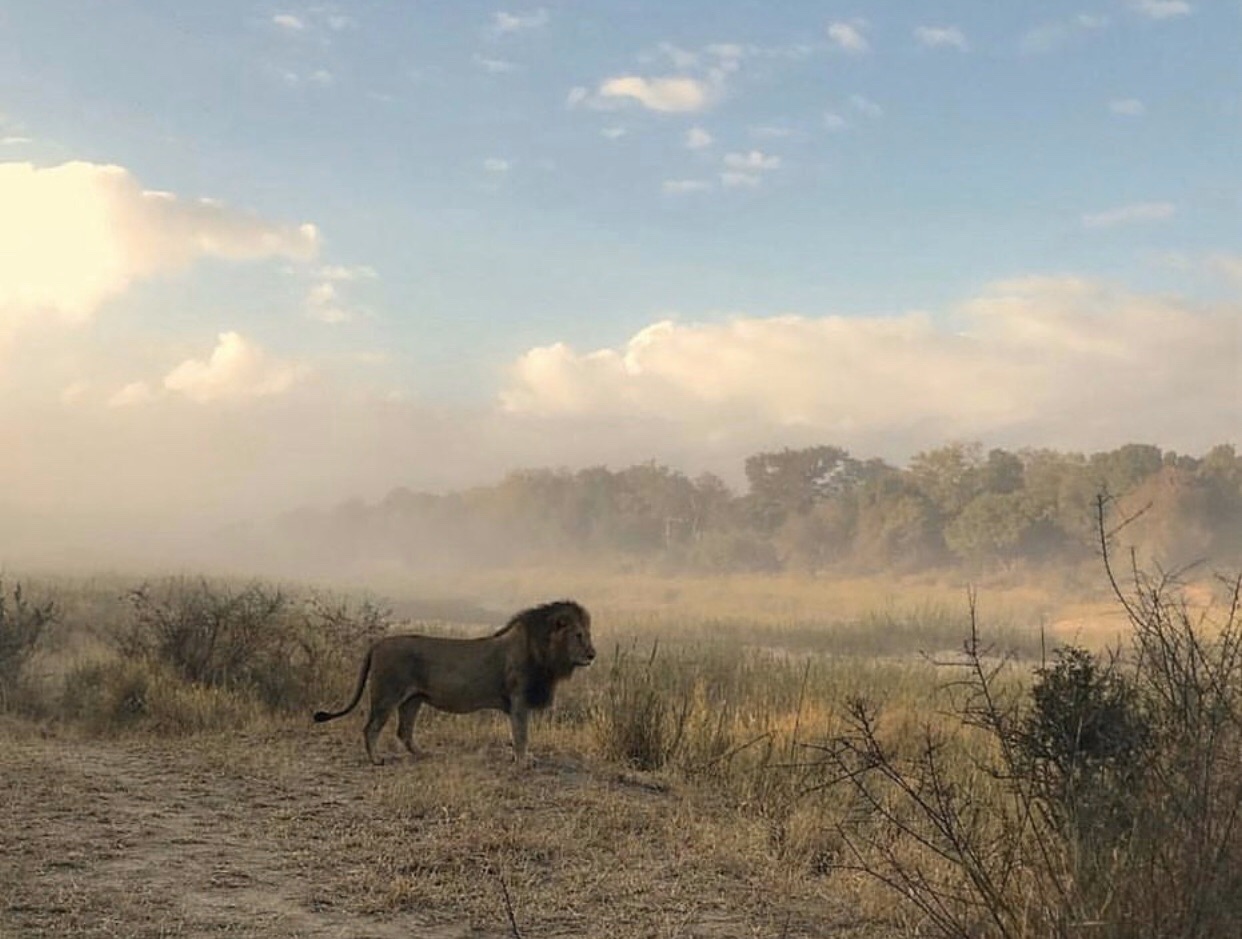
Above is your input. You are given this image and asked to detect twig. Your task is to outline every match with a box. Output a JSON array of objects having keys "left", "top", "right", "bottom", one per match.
[{"left": 495, "top": 868, "right": 524, "bottom": 939}]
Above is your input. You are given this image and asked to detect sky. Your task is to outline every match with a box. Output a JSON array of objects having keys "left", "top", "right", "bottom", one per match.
[{"left": 0, "top": 0, "right": 1239, "bottom": 559}]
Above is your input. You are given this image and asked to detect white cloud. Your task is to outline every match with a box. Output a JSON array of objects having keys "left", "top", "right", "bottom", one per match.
[
  {"left": 600, "top": 126, "right": 627, "bottom": 140},
  {"left": 750, "top": 125, "right": 794, "bottom": 139},
  {"left": 592, "top": 75, "right": 714, "bottom": 113},
  {"left": 108, "top": 381, "right": 156, "bottom": 408},
  {"left": 483, "top": 157, "right": 511, "bottom": 174},
  {"left": 723, "top": 150, "right": 781, "bottom": 171},
  {"left": 474, "top": 55, "right": 516, "bottom": 73},
  {"left": 163, "top": 331, "right": 306, "bottom": 404},
  {"left": 1131, "top": 0, "right": 1192, "bottom": 19},
  {"left": 499, "top": 277, "right": 1240, "bottom": 456},
  {"left": 824, "top": 112, "right": 847, "bottom": 132},
  {"left": 0, "top": 161, "right": 318, "bottom": 328},
  {"left": 59, "top": 380, "right": 90, "bottom": 405},
  {"left": 915, "top": 26, "right": 969, "bottom": 50},
  {"left": 655, "top": 42, "right": 699, "bottom": 70},
  {"left": 493, "top": 8, "right": 548, "bottom": 35},
  {"left": 1, "top": 136, "right": 33, "bottom": 146},
  {"left": 827, "top": 21, "right": 870, "bottom": 54},
  {"left": 662, "top": 179, "right": 712, "bottom": 195},
  {"left": 318, "top": 264, "right": 377, "bottom": 282},
  {"left": 304, "top": 263, "right": 375, "bottom": 324},
  {"left": 272, "top": 13, "right": 305, "bottom": 31},
  {"left": 1081, "top": 201, "right": 1176, "bottom": 228},
  {"left": 1110, "top": 98, "right": 1146, "bottom": 116},
  {"left": 719, "top": 171, "right": 761, "bottom": 188},
  {"left": 1021, "top": 15, "right": 1109, "bottom": 54},
  {"left": 849, "top": 95, "right": 883, "bottom": 118},
  {"left": 685, "top": 126, "right": 713, "bottom": 149},
  {"left": 306, "top": 282, "right": 353, "bottom": 324}
]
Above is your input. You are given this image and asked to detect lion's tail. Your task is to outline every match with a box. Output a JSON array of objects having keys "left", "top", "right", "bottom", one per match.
[{"left": 312, "top": 647, "right": 373, "bottom": 723}]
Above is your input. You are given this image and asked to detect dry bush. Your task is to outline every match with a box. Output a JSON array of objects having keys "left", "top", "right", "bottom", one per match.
[
  {"left": 0, "top": 580, "right": 58, "bottom": 712},
  {"left": 42, "top": 578, "right": 396, "bottom": 732},
  {"left": 822, "top": 495, "right": 1242, "bottom": 939},
  {"left": 59, "top": 658, "right": 257, "bottom": 735}
]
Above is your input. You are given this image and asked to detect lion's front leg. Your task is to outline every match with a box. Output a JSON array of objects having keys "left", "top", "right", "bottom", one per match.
[{"left": 507, "top": 705, "right": 531, "bottom": 767}]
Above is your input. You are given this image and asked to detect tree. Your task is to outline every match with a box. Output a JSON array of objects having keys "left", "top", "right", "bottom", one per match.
[
  {"left": 908, "top": 441, "right": 985, "bottom": 519},
  {"left": 743, "top": 445, "right": 863, "bottom": 530},
  {"left": 1089, "top": 443, "right": 1163, "bottom": 495},
  {"left": 944, "top": 491, "right": 1042, "bottom": 566}
]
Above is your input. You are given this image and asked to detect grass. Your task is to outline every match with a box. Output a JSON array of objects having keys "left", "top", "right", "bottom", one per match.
[{"left": 6, "top": 561, "right": 1236, "bottom": 937}]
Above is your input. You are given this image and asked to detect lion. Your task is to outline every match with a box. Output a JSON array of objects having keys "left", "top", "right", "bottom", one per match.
[{"left": 313, "top": 599, "right": 594, "bottom": 765}]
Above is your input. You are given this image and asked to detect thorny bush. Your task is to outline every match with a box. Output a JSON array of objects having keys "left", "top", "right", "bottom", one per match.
[{"left": 822, "top": 495, "right": 1242, "bottom": 939}]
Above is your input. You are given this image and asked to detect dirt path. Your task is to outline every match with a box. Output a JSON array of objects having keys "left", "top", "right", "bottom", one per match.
[
  {"left": 0, "top": 723, "right": 879, "bottom": 938},
  {"left": 0, "top": 727, "right": 469, "bottom": 938}
]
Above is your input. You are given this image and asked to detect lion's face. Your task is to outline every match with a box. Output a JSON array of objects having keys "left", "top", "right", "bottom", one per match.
[{"left": 554, "top": 606, "right": 596, "bottom": 668}]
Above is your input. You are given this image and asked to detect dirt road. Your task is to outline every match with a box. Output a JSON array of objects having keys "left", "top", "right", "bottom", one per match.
[{"left": 0, "top": 721, "right": 874, "bottom": 938}]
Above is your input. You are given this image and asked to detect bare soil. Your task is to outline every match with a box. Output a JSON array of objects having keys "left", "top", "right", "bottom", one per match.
[{"left": 0, "top": 719, "right": 883, "bottom": 938}]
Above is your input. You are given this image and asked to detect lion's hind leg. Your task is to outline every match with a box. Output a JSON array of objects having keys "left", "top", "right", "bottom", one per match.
[{"left": 396, "top": 696, "right": 425, "bottom": 757}]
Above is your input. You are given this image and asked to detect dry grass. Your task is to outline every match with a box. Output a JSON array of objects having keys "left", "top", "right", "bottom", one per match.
[
  {"left": 12, "top": 563, "right": 1230, "bottom": 937},
  {"left": 0, "top": 717, "right": 876, "bottom": 938}
]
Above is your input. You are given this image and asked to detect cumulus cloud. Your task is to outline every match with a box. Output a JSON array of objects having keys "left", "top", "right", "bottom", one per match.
[
  {"left": 1110, "top": 98, "right": 1146, "bottom": 116},
  {"left": 685, "top": 126, "right": 713, "bottom": 149},
  {"left": 723, "top": 150, "right": 781, "bottom": 171},
  {"left": 500, "top": 277, "right": 1239, "bottom": 455},
  {"left": 915, "top": 26, "right": 969, "bottom": 50},
  {"left": 0, "top": 161, "right": 318, "bottom": 327},
  {"left": 108, "top": 381, "right": 156, "bottom": 408},
  {"left": 588, "top": 75, "right": 714, "bottom": 113},
  {"left": 849, "top": 95, "right": 883, "bottom": 118},
  {"left": 305, "top": 264, "right": 375, "bottom": 324},
  {"left": 492, "top": 8, "right": 548, "bottom": 35},
  {"left": 1081, "top": 201, "right": 1175, "bottom": 228},
  {"left": 662, "top": 179, "right": 712, "bottom": 195},
  {"left": 474, "top": 54, "right": 516, "bottom": 73},
  {"left": 272, "top": 13, "right": 305, "bottom": 31},
  {"left": 1021, "top": 15, "right": 1109, "bottom": 54},
  {"left": 163, "top": 331, "right": 307, "bottom": 404},
  {"left": 1131, "top": 0, "right": 1192, "bottom": 19},
  {"left": 827, "top": 21, "right": 870, "bottom": 54},
  {"left": 306, "top": 282, "right": 352, "bottom": 324}
]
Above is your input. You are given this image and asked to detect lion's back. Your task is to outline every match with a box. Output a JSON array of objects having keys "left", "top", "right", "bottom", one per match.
[{"left": 372, "top": 633, "right": 509, "bottom": 713}]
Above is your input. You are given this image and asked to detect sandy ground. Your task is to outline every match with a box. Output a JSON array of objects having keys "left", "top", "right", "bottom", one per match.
[{"left": 0, "top": 720, "right": 881, "bottom": 938}]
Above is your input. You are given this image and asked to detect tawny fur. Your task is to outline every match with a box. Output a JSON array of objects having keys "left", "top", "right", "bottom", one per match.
[{"left": 313, "top": 600, "right": 594, "bottom": 765}]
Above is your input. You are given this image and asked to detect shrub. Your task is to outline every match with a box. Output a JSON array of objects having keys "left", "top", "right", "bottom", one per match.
[
  {"left": 114, "top": 578, "right": 390, "bottom": 716},
  {"left": 1016, "top": 646, "right": 1149, "bottom": 856},
  {"left": 823, "top": 496, "right": 1242, "bottom": 938},
  {"left": 60, "top": 659, "right": 255, "bottom": 735},
  {"left": 0, "top": 581, "right": 58, "bottom": 711}
]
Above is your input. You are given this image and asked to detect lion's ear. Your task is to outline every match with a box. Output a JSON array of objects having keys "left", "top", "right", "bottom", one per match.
[{"left": 551, "top": 611, "right": 574, "bottom": 631}]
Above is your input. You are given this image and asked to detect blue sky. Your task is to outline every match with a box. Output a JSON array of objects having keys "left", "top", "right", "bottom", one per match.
[{"left": 0, "top": 1, "right": 1238, "bottom": 553}]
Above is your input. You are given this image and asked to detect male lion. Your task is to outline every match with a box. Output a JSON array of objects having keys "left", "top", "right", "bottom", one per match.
[{"left": 313, "top": 599, "right": 594, "bottom": 765}]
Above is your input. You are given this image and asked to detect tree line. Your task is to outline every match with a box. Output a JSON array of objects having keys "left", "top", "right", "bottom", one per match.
[{"left": 269, "top": 442, "right": 1242, "bottom": 574}]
